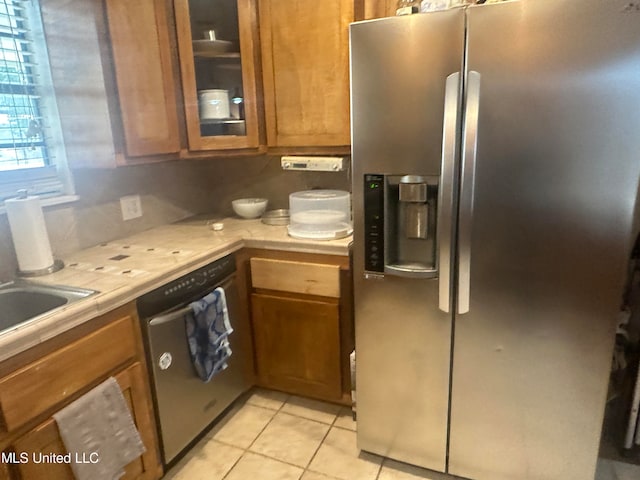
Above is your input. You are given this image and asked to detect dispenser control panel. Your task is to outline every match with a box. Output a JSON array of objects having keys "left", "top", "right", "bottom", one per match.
[{"left": 364, "top": 174, "right": 384, "bottom": 273}]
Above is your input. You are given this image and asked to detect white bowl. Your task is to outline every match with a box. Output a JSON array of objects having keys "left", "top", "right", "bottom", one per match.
[{"left": 232, "top": 198, "right": 268, "bottom": 219}]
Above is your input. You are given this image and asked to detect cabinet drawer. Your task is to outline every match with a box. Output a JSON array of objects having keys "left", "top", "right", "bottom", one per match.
[
  {"left": 0, "top": 315, "right": 137, "bottom": 432},
  {"left": 250, "top": 258, "right": 340, "bottom": 297}
]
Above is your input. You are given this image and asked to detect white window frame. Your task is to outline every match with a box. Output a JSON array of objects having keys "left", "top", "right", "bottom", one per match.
[{"left": 0, "top": 0, "right": 75, "bottom": 207}]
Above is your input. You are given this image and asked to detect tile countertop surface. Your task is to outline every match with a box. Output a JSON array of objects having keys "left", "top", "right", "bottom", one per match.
[{"left": 0, "top": 216, "right": 352, "bottom": 363}]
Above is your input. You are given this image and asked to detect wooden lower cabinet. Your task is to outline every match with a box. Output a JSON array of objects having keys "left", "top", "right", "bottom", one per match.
[
  {"left": 0, "top": 303, "right": 161, "bottom": 480},
  {"left": 0, "top": 315, "right": 137, "bottom": 433},
  {"left": 0, "top": 460, "right": 11, "bottom": 480},
  {"left": 236, "top": 248, "right": 353, "bottom": 404},
  {"left": 10, "top": 363, "right": 157, "bottom": 480},
  {"left": 251, "top": 293, "right": 342, "bottom": 401},
  {"left": 11, "top": 419, "right": 73, "bottom": 480}
]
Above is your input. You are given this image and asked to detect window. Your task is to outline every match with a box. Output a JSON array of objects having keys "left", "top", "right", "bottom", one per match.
[{"left": 0, "top": 0, "right": 72, "bottom": 203}]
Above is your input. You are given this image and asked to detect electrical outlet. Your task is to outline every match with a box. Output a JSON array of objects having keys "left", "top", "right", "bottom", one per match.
[{"left": 120, "top": 195, "right": 143, "bottom": 221}]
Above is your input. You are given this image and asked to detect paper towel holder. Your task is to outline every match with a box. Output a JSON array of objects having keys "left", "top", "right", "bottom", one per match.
[
  {"left": 9, "top": 189, "right": 64, "bottom": 277},
  {"left": 17, "top": 258, "right": 65, "bottom": 277}
]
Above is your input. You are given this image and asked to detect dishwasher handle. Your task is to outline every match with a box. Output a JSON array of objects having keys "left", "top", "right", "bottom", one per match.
[
  {"left": 147, "top": 276, "right": 235, "bottom": 327},
  {"left": 149, "top": 305, "right": 193, "bottom": 327}
]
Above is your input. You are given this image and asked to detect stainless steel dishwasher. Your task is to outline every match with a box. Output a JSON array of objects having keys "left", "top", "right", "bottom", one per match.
[{"left": 137, "top": 253, "right": 248, "bottom": 464}]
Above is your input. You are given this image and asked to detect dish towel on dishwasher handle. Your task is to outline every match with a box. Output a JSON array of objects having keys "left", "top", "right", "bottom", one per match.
[
  {"left": 52, "top": 377, "right": 146, "bottom": 480},
  {"left": 186, "top": 286, "right": 233, "bottom": 382}
]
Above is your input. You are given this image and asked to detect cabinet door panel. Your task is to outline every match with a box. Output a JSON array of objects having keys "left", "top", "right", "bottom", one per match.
[
  {"left": 175, "top": 0, "right": 261, "bottom": 151},
  {"left": 259, "top": 0, "right": 353, "bottom": 147},
  {"left": 106, "top": 0, "right": 181, "bottom": 157},
  {"left": 12, "top": 363, "right": 158, "bottom": 480},
  {"left": 0, "top": 458, "right": 13, "bottom": 480},
  {"left": 251, "top": 293, "right": 342, "bottom": 400},
  {"left": 12, "top": 420, "right": 74, "bottom": 480},
  {"left": 117, "top": 362, "right": 158, "bottom": 480}
]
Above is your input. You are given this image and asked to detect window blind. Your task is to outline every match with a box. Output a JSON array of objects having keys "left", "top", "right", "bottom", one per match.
[{"left": 0, "top": 0, "right": 65, "bottom": 201}]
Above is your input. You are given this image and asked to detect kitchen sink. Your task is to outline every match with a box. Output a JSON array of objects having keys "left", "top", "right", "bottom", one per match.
[{"left": 0, "top": 280, "right": 97, "bottom": 333}]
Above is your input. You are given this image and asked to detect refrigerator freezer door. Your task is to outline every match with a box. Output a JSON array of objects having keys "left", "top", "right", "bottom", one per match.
[
  {"left": 350, "top": 11, "right": 464, "bottom": 178},
  {"left": 350, "top": 10, "right": 464, "bottom": 472},
  {"left": 449, "top": 1, "right": 640, "bottom": 479}
]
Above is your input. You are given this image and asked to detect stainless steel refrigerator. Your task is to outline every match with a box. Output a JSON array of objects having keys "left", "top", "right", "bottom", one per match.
[{"left": 350, "top": 1, "right": 640, "bottom": 479}]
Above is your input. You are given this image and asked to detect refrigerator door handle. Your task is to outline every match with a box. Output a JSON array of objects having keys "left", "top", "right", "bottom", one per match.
[
  {"left": 457, "top": 70, "right": 481, "bottom": 315},
  {"left": 438, "top": 72, "right": 461, "bottom": 313}
]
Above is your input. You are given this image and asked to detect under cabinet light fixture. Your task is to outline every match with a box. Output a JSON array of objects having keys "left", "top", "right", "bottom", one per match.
[{"left": 281, "top": 156, "right": 346, "bottom": 172}]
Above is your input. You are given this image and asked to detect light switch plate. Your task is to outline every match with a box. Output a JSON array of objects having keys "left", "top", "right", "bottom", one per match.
[{"left": 120, "top": 195, "right": 143, "bottom": 221}]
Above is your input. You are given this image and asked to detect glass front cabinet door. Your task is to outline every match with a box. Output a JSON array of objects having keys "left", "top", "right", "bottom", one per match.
[{"left": 174, "top": 0, "right": 260, "bottom": 151}]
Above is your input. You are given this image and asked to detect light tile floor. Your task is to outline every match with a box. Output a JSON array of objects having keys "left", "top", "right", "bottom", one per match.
[{"left": 164, "top": 388, "right": 640, "bottom": 480}]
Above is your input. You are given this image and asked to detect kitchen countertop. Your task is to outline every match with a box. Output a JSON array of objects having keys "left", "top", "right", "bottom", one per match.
[{"left": 0, "top": 217, "right": 352, "bottom": 363}]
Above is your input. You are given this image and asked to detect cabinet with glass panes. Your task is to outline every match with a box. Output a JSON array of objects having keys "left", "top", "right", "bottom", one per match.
[{"left": 174, "top": 0, "right": 260, "bottom": 151}]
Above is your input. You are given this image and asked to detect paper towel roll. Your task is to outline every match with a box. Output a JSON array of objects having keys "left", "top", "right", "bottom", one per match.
[{"left": 5, "top": 195, "right": 55, "bottom": 272}]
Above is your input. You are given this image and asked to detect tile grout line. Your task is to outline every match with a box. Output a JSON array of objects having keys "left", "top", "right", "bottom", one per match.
[
  {"left": 228, "top": 392, "right": 351, "bottom": 477},
  {"left": 306, "top": 408, "right": 383, "bottom": 480},
  {"left": 237, "top": 450, "right": 312, "bottom": 474},
  {"left": 185, "top": 392, "right": 351, "bottom": 480},
  {"left": 303, "top": 418, "right": 381, "bottom": 480},
  {"left": 374, "top": 457, "right": 384, "bottom": 480},
  {"left": 251, "top": 394, "right": 343, "bottom": 479},
  {"left": 245, "top": 397, "right": 289, "bottom": 451},
  {"left": 303, "top": 415, "right": 338, "bottom": 474},
  {"left": 222, "top": 394, "right": 343, "bottom": 478},
  {"left": 366, "top": 422, "right": 383, "bottom": 480},
  {"left": 277, "top": 408, "right": 344, "bottom": 427},
  {"left": 220, "top": 394, "right": 290, "bottom": 480},
  {"left": 218, "top": 447, "right": 244, "bottom": 480}
]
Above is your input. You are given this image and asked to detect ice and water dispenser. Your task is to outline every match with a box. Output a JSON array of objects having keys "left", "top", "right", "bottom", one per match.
[{"left": 364, "top": 174, "right": 439, "bottom": 277}]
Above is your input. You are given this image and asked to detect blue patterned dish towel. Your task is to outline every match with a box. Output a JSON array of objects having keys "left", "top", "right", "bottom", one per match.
[{"left": 185, "top": 287, "right": 233, "bottom": 382}]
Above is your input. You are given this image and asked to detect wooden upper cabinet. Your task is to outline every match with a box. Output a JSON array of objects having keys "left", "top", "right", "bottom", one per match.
[
  {"left": 258, "top": 0, "right": 354, "bottom": 149},
  {"left": 363, "top": 0, "right": 398, "bottom": 18},
  {"left": 105, "top": 0, "right": 181, "bottom": 158},
  {"left": 174, "top": 0, "right": 261, "bottom": 151}
]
